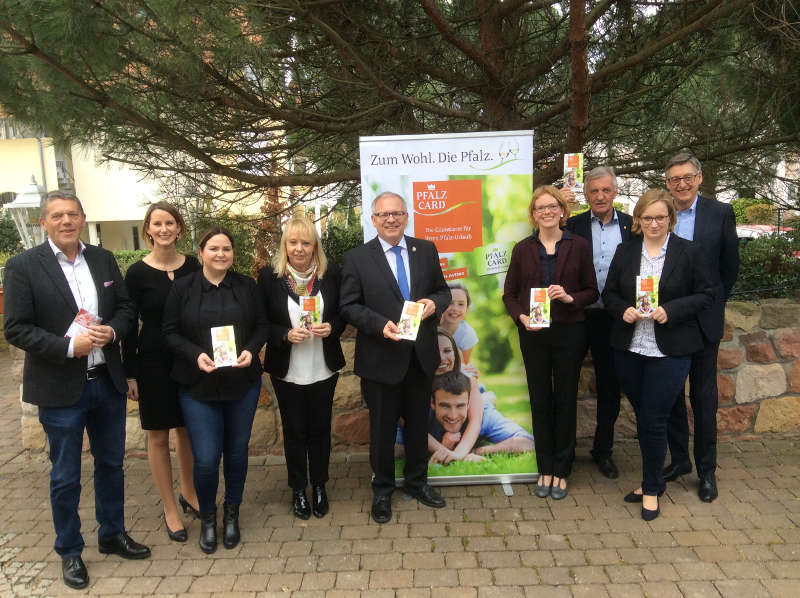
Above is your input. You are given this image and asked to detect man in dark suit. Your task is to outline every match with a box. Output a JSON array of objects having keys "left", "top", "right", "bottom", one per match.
[
  {"left": 662, "top": 153, "right": 739, "bottom": 502},
  {"left": 4, "top": 191, "right": 150, "bottom": 590},
  {"left": 340, "top": 191, "right": 451, "bottom": 524},
  {"left": 565, "top": 166, "right": 634, "bottom": 479}
]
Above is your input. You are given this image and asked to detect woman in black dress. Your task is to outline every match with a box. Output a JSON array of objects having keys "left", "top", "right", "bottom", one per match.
[{"left": 123, "top": 202, "right": 200, "bottom": 542}]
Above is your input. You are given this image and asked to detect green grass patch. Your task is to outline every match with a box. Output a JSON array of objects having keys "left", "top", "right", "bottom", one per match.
[{"left": 395, "top": 450, "right": 537, "bottom": 478}]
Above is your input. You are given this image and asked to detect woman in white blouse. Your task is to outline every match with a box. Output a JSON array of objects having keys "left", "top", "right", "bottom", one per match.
[
  {"left": 602, "top": 190, "right": 712, "bottom": 521},
  {"left": 257, "top": 217, "right": 346, "bottom": 520}
]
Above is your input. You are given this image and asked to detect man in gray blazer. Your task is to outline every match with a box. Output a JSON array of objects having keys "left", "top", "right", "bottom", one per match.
[
  {"left": 4, "top": 191, "right": 150, "bottom": 590},
  {"left": 662, "top": 153, "right": 740, "bottom": 502}
]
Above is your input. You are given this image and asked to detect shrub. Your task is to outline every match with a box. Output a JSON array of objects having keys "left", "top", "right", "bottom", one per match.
[
  {"left": 731, "top": 231, "right": 800, "bottom": 299},
  {"left": 731, "top": 198, "right": 761, "bottom": 224},
  {"left": 743, "top": 203, "right": 773, "bottom": 225},
  {"left": 0, "top": 211, "right": 22, "bottom": 254},
  {"left": 113, "top": 249, "right": 150, "bottom": 275},
  {"left": 322, "top": 219, "right": 363, "bottom": 265}
]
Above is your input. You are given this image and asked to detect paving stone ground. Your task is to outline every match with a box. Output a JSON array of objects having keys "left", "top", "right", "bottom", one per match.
[{"left": 1, "top": 349, "right": 799, "bottom": 598}]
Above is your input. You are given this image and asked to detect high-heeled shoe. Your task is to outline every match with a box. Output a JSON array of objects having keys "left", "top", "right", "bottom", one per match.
[
  {"left": 179, "top": 494, "right": 200, "bottom": 519},
  {"left": 163, "top": 513, "right": 188, "bottom": 542},
  {"left": 641, "top": 497, "right": 660, "bottom": 521},
  {"left": 624, "top": 488, "right": 665, "bottom": 503}
]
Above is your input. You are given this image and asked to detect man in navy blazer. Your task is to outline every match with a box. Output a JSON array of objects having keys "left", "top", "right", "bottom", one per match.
[
  {"left": 4, "top": 191, "right": 149, "bottom": 590},
  {"left": 662, "top": 153, "right": 739, "bottom": 502},
  {"left": 340, "top": 191, "right": 451, "bottom": 524},
  {"left": 565, "top": 166, "right": 635, "bottom": 480}
]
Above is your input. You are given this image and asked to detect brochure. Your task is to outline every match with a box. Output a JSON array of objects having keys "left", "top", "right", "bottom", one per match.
[
  {"left": 636, "top": 275, "right": 659, "bottom": 315},
  {"left": 563, "top": 152, "right": 584, "bottom": 192},
  {"left": 210, "top": 325, "right": 238, "bottom": 367},
  {"left": 529, "top": 288, "right": 551, "bottom": 328},
  {"left": 397, "top": 301, "right": 425, "bottom": 341},
  {"left": 299, "top": 295, "right": 321, "bottom": 330},
  {"left": 64, "top": 308, "right": 100, "bottom": 339}
]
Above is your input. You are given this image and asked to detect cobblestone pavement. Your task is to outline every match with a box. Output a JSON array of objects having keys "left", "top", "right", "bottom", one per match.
[{"left": 1, "top": 350, "right": 800, "bottom": 598}]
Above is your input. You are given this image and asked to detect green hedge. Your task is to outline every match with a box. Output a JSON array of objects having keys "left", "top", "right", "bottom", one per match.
[{"left": 731, "top": 231, "right": 800, "bottom": 299}]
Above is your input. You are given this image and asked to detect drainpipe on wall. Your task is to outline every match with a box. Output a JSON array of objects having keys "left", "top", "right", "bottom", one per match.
[{"left": 36, "top": 137, "right": 47, "bottom": 190}]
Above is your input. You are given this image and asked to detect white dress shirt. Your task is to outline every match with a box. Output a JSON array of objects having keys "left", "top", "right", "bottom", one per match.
[
  {"left": 377, "top": 236, "right": 411, "bottom": 291},
  {"left": 49, "top": 239, "right": 105, "bottom": 366}
]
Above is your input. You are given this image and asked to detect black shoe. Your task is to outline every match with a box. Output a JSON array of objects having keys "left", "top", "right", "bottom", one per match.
[
  {"left": 199, "top": 509, "right": 217, "bottom": 554},
  {"left": 624, "top": 488, "right": 665, "bottom": 503},
  {"left": 293, "top": 489, "right": 311, "bottom": 520},
  {"left": 98, "top": 532, "right": 151, "bottom": 560},
  {"left": 222, "top": 503, "right": 240, "bottom": 549},
  {"left": 593, "top": 455, "right": 619, "bottom": 479},
  {"left": 403, "top": 484, "right": 446, "bottom": 509},
  {"left": 698, "top": 474, "right": 718, "bottom": 503},
  {"left": 641, "top": 497, "right": 660, "bottom": 521},
  {"left": 163, "top": 513, "right": 188, "bottom": 542},
  {"left": 371, "top": 494, "right": 392, "bottom": 524},
  {"left": 663, "top": 461, "right": 692, "bottom": 482},
  {"left": 179, "top": 494, "right": 200, "bottom": 518},
  {"left": 311, "top": 484, "right": 329, "bottom": 518},
  {"left": 62, "top": 556, "right": 89, "bottom": 589}
]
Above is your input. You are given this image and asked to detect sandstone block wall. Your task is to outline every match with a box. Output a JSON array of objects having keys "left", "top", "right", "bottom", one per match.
[{"left": 15, "top": 302, "right": 800, "bottom": 453}]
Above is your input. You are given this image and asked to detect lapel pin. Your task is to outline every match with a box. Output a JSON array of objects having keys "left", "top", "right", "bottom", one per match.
[{"left": 412, "top": 246, "right": 417, "bottom": 252}]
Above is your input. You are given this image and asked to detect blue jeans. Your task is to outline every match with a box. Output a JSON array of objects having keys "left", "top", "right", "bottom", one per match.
[
  {"left": 38, "top": 375, "right": 126, "bottom": 557},
  {"left": 614, "top": 350, "right": 691, "bottom": 495},
  {"left": 179, "top": 380, "right": 261, "bottom": 512}
]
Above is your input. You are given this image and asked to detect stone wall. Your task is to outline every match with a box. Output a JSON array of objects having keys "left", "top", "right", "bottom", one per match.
[{"left": 15, "top": 302, "right": 800, "bottom": 452}]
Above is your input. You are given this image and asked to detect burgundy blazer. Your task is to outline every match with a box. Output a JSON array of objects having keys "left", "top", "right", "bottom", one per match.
[{"left": 503, "top": 230, "right": 599, "bottom": 326}]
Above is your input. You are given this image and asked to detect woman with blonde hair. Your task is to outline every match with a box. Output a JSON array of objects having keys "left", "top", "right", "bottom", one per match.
[
  {"left": 257, "top": 217, "right": 345, "bottom": 519},
  {"left": 503, "top": 186, "right": 598, "bottom": 500},
  {"left": 123, "top": 201, "right": 200, "bottom": 542}
]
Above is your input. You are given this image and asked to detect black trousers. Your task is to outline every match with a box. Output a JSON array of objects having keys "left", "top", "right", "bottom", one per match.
[
  {"left": 667, "top": 338, "right": 720, "bottom": 477},
  {"left": 584, "top": 309, "right": 622, "bottom": 459},
  {"left": 272, "top": 373, "right": 338, "bottom": 490},
  {"left": 519, "top": 322, "right": 586, "bottom": 478},
  {"left": 363, "top": 350, "right": 431, "bottom": 497}
]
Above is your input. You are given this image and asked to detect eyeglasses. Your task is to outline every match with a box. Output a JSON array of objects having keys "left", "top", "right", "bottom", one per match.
[
  {"left": 373, "top": 211, "right": 407, "bottom": 220},
  {"left": 640, "top": 216, "right": 669, "bottom": 225},
  {"left": 666, "top": 173, "right": 699, "bottom": 186},
  {"left": 533, "top": 204, "right": 561, "bottom": 214}
]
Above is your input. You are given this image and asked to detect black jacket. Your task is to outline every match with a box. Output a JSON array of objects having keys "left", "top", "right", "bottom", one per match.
[
  {"left": 163, "top": 269, "right": 269, "bottom": 397},
  {"left": 257, "top": 263, "right": 346, "bottom": 379},
  {"left": 340, "top": 236, "right": 451, "bottom": 383},
  {"left": 3, "top": 242, "right": 134, "bottom": 407},
  {"left": 602, "top": 235, "right": 713, "bottom": 356}
]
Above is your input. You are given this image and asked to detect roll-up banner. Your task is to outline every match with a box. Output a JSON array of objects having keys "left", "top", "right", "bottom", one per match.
[{"left": 359, "top": 131, "right": 537, "bottom": 486}]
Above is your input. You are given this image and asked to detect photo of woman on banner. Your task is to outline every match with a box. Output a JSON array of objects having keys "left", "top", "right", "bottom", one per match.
[
  {"left": 395, "top": 327, "right": 533, "bottom": 466},
  {"left": 440, "top": 282, "right": 479, "bottom": 365}
]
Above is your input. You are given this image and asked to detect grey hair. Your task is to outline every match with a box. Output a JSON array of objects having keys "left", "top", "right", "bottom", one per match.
[
  {"left": 584, "top": 166, "right": 617, "bottom": 190},
  {"left": 40, "top": 190, "right": 85, "bottom": 216},
  {"left": 371, "top": 191, "right": 407, "bottom": 213},
  {"left": 664, "top": 152, "right": 702, "bottom": 178}
]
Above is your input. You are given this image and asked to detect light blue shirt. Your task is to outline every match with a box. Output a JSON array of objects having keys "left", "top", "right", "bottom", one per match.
[
  {"left": 674, "top": 196, "right": 698, "bottom": 241},
  {"left": 588, "top": 210, "right": 623, "bottom": 309},
  {"left": 377, "top": 236, "right": 411, "bottom": 291}
]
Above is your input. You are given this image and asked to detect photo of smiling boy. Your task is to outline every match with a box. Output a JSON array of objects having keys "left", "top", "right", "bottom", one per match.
[{"left": 427, "top": 371, "right": 534, "bottom": 464}]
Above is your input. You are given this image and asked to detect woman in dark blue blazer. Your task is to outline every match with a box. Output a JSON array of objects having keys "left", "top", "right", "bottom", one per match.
[
  {"left": 257, "top": 217, "right": 345, "bottom": 520},
  {"left": 602, "top": 190, "right": 712, "bottom": 520},
  {"left": 163, "top": 227, "right": 269, "bottom": 553}
]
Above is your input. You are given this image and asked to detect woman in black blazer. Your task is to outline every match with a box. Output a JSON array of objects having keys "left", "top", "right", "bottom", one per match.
[
  {"left": 503, "top": 185, "right": 599, "bottom": 500},
  {"left": 257, "top": 217, "right": 345, "bottom": 520},
  {"left": 163, "top": 227, "right": 269, "bottom": 553},
  {"left": 602, "top": 190, "right": 712, "bottom": 521}
]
